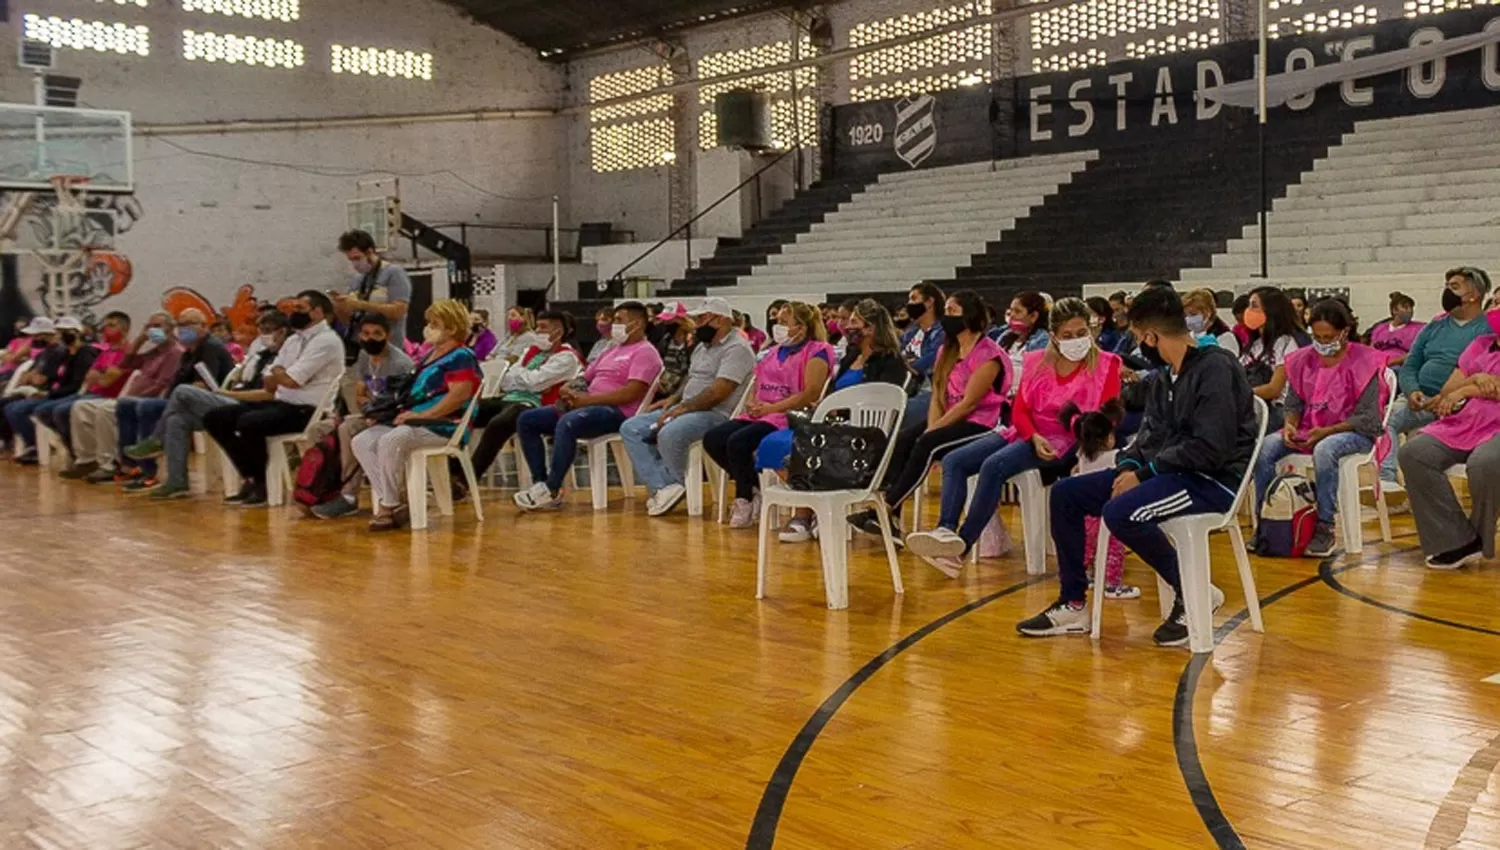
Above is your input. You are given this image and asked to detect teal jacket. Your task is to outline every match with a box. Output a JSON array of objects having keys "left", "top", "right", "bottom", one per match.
[{"left": 1398, "top": 314, "right": 1490, "bottom": 396}]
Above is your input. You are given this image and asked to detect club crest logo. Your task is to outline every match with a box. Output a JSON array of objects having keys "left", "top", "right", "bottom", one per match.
[{"left": 894, "top": 93, "right": 937, "bottom": 169}]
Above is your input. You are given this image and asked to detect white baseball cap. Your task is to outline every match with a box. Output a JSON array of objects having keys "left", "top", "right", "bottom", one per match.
[
  {"left": 688, "top": 297, "right": 735, "bottom": 319},
  {"left": 54, "top": 316, "right": 84, "bottom": 331},
  {"left": 20, "top": 317, "right": 55, "bottom": 335}
]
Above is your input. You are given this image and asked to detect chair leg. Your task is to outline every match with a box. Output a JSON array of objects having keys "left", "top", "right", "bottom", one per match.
[
  {"left": 714, "top": 465, "right": 729, "bottom": 524},
  {"left": 686, "top": 444, "right": 704, "bottom": 517},
  {"left": 872, "top": 499, "right": 903, "bottom": 596},
  {"left": 513, "top": 441, "right": 533, "bottom": 489},
  {"left": 457, "top": 452, "right": 485, "bottom": 523},
  {"left": 1372, "top": 463, "right": 1392, "bottom": 544},
  {"left": 1175, "top": 530, "right": 1216, "bottom": 654},
  {"left": 430, "top": 457, "right": 455, "bottom": 517},
  {"left": 405, "top": 453, "right": 429, "bottom": 530},
  {"left": 216, "top": 445, "right": 242, "bottom": 499},
  {"left": 266, "top": 447, "right": 288, "bottom": 507},
  {"left": 1338, "top": 461, "right": 1363, "bottom": 555},
  {"left": 1020, "top": 479, "right": 1048, "bottom": 576},
  {"left": 910, "top": 484, "right": 925, "bottom": 533},
  {"left": 589, "top": 444, "right": 608, "bottom": 510},
  {"left": 756, "top": 495, "right": 773, "bottom": 600},
  {"left": 611, "top": 440, "right": 635, "bottom": 499},
  {"left": 1227, "top": 523, "right": 1263, "bottom": 633},
  {"left": 33, "top": 420, "right": 50, "bottom": 468},
  {"left": 1156, "top": 576, "right": 1176, "bottom": 620},
  {"left": 816, "top": 504, "right": 850, "bottom": 609},
  {"left": 1090, "top": 525, "right": 1110, "bottom": 640}
]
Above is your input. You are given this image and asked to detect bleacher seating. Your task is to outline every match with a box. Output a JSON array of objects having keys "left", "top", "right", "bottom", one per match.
[{"left": 1182, "top": 106, "right": 1500, "bottom": 320}]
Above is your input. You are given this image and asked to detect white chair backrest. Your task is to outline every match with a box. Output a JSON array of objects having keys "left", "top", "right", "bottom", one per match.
[
  {"left": 638, "top": 368, "right": 665, "bottom": 409},
  {"left": 480, "top": 359, "right": 510, "bottom": 399},
  {"left": 116, "top": 369, "right": 143, "bottom": 399},
  {"left": 3, "top": 359, "right": 34, "bottom": 396},
  {"left": 1379, "top": 368, "right": 1399, "bottom": 431},
  {"left": 1214, "top": 395, "right": 1270, "bottom": 530},
  {"left": 443, "top": 381, "right": 487, "bottom": 450},
  {"left": 220, "top": 363, "right": 242, "bottom": 390},
  {"left": 810, "top": 382, "right": 909, "bottom": 493},
  {"left": 298, "top": 372, "right": 345, "bottom": 441}
]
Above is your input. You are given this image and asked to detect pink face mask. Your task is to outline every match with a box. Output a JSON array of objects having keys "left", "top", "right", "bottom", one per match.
[
  {"left": 508, "top": 318, "right": 525, "bottom": 334},
  {"left": 1008, "top": 318, "right": 1031, "bottom": 335},
  {"left": 1488, "top": 308, "right": 1500, "bottom": 336}
]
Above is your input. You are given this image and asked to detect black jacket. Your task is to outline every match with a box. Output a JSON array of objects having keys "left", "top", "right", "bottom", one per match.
[
  {"left": 170, "top": 337, "right": 235, "bottom": 390},
  {"left": 47, "top": 345, "right": 100, "bottom": 399},
  {"left": 837, "top": 348, "right": 917, "bottom": 396},
  {"left": 1116, "top": 344, "right": 1259, "bottom": 492}
]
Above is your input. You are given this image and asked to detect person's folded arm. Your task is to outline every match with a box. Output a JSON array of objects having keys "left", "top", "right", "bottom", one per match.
[{"left": 928, "top": 359, "right": 1000, "bottom": 431}]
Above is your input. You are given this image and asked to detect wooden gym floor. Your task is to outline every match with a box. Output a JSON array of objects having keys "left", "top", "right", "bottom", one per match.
[{"left": 0, "top": 463, "right": 1497, "bottom": 850}]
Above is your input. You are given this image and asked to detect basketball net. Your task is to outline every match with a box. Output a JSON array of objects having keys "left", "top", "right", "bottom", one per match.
[{"left": 32, "top": 175, "right": 95, "bottom": 275}]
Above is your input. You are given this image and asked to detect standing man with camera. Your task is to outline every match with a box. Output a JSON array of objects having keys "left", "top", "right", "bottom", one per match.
[{"left": 334, "top": 229, "right": 412, "bottom": 364}]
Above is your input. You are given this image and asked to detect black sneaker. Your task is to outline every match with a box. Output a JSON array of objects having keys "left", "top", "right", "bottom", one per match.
[
  {"left": 846, "top": 509, "right": 905, "bottom": 549},
  {"left": 1017, "top": 599, "right": 1090, "bottom": 637},
  {"left": 1426, "top": 538, "right": 1484, "bottom": 570},
  {"left": 237, "top": 486, "right": 269, "bottom": 508},
  {"left": 1304, "top": 523, "right": 1338, "bottom": 558},
  {"left": 1154, "top": 585, "right": 1228, "bottom": 647},
  {"left": 224, "top": 481, "right": 258, "bottom": 504}
]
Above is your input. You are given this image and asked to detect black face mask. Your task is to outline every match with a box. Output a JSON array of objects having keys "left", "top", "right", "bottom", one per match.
[
  {"left": 287, "top": 311, "right": 313, "bottom": 330},
  {"left": 60, "top": 330, "right": 78, "bottom": 346},
  {"left": 693, "top": 325, "right": 718, "bottom": 346},
  {"left": 359, "top": 338, "right": 387, "bottom": 355},
  {"left": 1138, "top": 336, "right": 1168, "bottom": 369},
  {"left": 1442, "top": 288, "right": 1463, "bottom": 313},
  {"left": 939, "top": 316, "right": 967, "bottom": 339},
  {"left": 906, "top": 302, "right": 928, "bottom": 320},
  {"left": 894, "top": 318, "right": 912, "bottom": 331}
]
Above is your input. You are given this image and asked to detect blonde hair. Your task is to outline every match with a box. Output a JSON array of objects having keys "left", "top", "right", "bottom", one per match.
[
  {"left": 783, "top": 301, "right": 828, "bottom": 343},
  {"left": 1182, "top": 288, "right": 1218, "bottom": 318},
  {"left": 508, "top": 306, "right": 536, "bottom": 332},
  {"left": 1047, "top": 297, "right": 1099, "bottom": 371},
  {"left": 426, "top": 299, "right": 472, "bottom": 342}
]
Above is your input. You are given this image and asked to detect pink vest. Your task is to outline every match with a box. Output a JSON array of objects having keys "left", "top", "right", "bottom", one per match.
[
  {"left": 742, "top": 340, "right": 835, "bottom": 429},
  {"left": 944, "top": 336, "right": 1010, "bottom": 428},
  {"left": 1286, "top": 342, "right": 1391, "bottom": 460},
  {"left": 1369, "top": 320, "right": 1424, "bottom": 364},
  {"left": 1421, "top": 334, "right": 1500, "bottom": 452},
  {"left": 1007, "top": 350, "right": 1120, "bottom": 454}
]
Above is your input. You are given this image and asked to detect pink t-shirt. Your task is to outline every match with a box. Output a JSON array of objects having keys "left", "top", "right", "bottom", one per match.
[
  {"left": 1007, "top": 350, "right": 1120, "bottom": 455},
  {"left": 1420, "top": 334, "right": 1500, "bottom": 452},
  {"left": 1369, "top": 320, "right": 1424, "bottom": 364},
  {"left": 584, "top": 338, "right": 663, "bottom": 417},
  {"left": 741, "top": 340, "right": 836, "bottom": 429},
  {"left": 945, "top": 335, "right": 1008, "bottom": 428},
  {"left": 88, "top": 343, "right": 132, "bottom": 399}
]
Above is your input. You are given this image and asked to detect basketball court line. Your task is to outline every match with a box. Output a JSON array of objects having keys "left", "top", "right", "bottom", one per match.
[{"left": 1483, "top": 673, "right": 1500, "bottom": 685}]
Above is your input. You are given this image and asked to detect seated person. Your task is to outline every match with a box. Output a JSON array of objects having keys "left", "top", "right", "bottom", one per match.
[
  {"left": 620, "top": 297, "right": 757, "bottom": 518},
  {"left": 71, "top": 313, "right": 186, "bottom": 483},
  {"left": 762, "top": 298, "right": 914, "bottom": 542},
  {"left": 701, "top": 301, "right": 833, "bottom": 528},
  {"left": 210, "top": 320, "right": 245, "bottom": 363},
  {"left": 37, "top": 312, "right": 133, "bottom": 470},
  {"left": 6, "top": 317, "right": 100, "bottom": 464},
  {"left": 587, "top": 307, "right": 617, "bottom": 364},
  {"left": 310, "top": 314, "right": 419, "bottom": 518},
  {"left": 900, "top": 283, "right": 947, "bottom": 426},
  {"left": 1251, "top": 299, "right": 1387, "bottom": 558},
  {"left": 652, "top": 307, "right": 695, "bottom": 402},
  {"left": 202, "top": 291, "right": 344, "bottom": 507},
  {"left": 349, "top": 300, "right": 480, "bottom": 531},
  {"left": 995, "top": 290, "right": 1052, "bottom": 388},
  {"left": 1382, "top": 268, "right": 1492, "bottom": 487},
  {"left": 115, "top": 308, "right": 233, "bottom": 492},
  {"left": 0, "top": 318, "right": 65, "bottom": 450},
  {"left": 1183, "top": 288, "right": 1240, "bottom": 355},
  {"left": 1240, "top": 286, "right": 1307, "bottom": 432},
  {"left": 846, "top": 290, "right": 1009, "bottom": 541},
  {"left": 513, "top": 301, "right": 663, "bottom": 511},
  {"left": 496, "top": 306, "right": 539, "bottom": 362},
  {"left": 452, "top": 311, "right": 582, "bottom": 495},
  {"left": 907, "top": 297, "right": 1120, "bottom": 574},
  {"left": 1397, "top": 306, "right": 1500, "bottom": 569},
  {"left": 1016, "top": 286, "right": 1258, "bottom": 646},
  {"left": 122, "top": 311, "right": 293, "bottom": 499},
  {"left": 467, "top": 310, "right": 498, "bottom": 361},
  {"left": 0, "top": 319, "right": 35, "bottom": 384},
  {"left": 1366, "top": 291, "right": 1424, "bottom": 367}
]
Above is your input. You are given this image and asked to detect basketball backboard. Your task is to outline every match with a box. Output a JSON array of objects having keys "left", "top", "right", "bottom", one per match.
[
  {"left": 346, "top": 195, "right": 401, "bottom": 252},
  {"left": 0, "top": 102, "right": 132, "bottom": 193}
]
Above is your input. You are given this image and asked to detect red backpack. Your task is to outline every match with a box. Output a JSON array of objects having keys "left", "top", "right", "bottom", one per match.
[
  {"left": 293, "top": 432, "right": 346, "bottom": 507},
  {"left": 1253, "top": 473, "right": 1318, "bottom": 557}
]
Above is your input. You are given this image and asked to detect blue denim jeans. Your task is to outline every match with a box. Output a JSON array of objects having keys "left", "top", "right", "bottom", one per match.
[
  {"left": 115, "top": 397, "right": 167, "bottom": 475},
  {"left": 619, "top": 409, "right": 726, "bottom": 495},
  {"left": 35, "top": 395, "right": 91, "bottom": 446},
  {"left": 949, "top": 435, "right": 1047, "bottom": 546},
  {"left": 516, "top": 404, "right": 627, "bottom": 493},
  {"left": 1380, "top": 396, "right": 1435, "bottom": 482},
  {"left": 1254, "top": 431, "right": 1375, "bottom": 524},
  {"left": 3, "top": 396, "right": 51, "bottom": 450}
]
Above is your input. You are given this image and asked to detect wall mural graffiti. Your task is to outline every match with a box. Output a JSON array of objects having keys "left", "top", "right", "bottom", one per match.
[{"left": 161, "top": 284, "right": 299, "bottom": 347}]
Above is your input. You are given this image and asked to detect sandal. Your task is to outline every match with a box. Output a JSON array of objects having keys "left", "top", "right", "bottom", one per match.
[{"left": 368, "top": 513, "right": 398, "bottom": 532}]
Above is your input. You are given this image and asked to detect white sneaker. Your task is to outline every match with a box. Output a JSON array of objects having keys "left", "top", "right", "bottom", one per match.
[
  {"left": 921, "top": 554, "right": 965, "bottom": 579},
  {"left": 906, "top": 527, "right": 966, "bottom": 560},
  {"left": 778, "top": 518, "right": 814, "bottom": 543},
  {"left": 1016, "top": 600, "right": 1090, "bottom": 637},
  {"left": 514, "top": 481, "right": 562, "bottom": 511},
  {"left": 728, "top": 498, "right": 755, "bottom": 529},
  {"left": 646, "top": 483, "right": 686, "bottom": 517}
]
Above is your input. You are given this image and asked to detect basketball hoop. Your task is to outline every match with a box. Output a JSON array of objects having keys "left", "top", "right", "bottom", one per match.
[{"left": 48, "top": 174, "right": 91, "bottom": 210}]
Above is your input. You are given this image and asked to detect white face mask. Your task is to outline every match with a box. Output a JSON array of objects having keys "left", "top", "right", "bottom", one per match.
[
  {"left": 772, "top": 324, "right": 791, "bottom": 345},
  {"left": 1057, "top": 336, "right": 1094, "bottom": 363},
  {"left": 423, "top": 325, "right": 444, "bottom": 345},
  {"left": 1185, "top": 314, "right": 1208, "bottom": 334},
  {"left": 258, "top": 333, "right": 277, "bottom": 350},
  {"left": 610, "top": 322, "right": 628, "bottom": 343}
]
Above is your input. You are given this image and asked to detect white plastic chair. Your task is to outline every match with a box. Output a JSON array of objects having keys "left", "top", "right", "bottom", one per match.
[
  {"left": 685, "top": 381, "right": 752, "bottom": 519},
  {"left": 261, "top": 374, "right": 344, "bottom": 506},
  {"left": 31, "top": 407, "right": 71, "bottom": 470},
  {"left": 404, "top": 370, "right": 500, "bottom": 530},
  {"left": 756, "top": 383, "right": 909, "bottom": 610},
  {"left": 3, "top": 359, "right": 34, "bottom": 398},
  {"left": 1276, "top": 369, "right": 1398, "bottom": 554},
  {"left": 1014, "top": 468, "right": 1052, "bottom": 576},
  {"left": 580, "top": 370, "right": 662, "bottom": 511},
  {"left": 1091, "top": 397, "right": 1270, "bottom": 654}
]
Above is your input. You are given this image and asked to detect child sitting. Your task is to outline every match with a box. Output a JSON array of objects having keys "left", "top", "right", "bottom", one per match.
[{"left": 1061, "top": 400, "right": 1138, "bottom": 600}]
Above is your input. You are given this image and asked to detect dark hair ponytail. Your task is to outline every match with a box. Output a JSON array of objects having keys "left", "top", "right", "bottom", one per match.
[{"left": 1060, "top": 398, "right": 1125, "bottom": 462}]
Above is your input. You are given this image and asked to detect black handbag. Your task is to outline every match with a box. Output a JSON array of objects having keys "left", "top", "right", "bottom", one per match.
[
  {"left": 360, "top": 374, "right": 414, "bottom": 425},
  {"left": 788, "top": 422, "right": 889, "bottom": 491}
]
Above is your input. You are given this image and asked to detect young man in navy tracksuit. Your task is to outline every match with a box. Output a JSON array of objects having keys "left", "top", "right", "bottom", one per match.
[{"left": 1017, "top": 286, "right": 1259, "bottom": 647}]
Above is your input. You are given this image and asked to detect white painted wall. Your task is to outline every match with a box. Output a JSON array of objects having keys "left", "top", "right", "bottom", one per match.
[{"left": 3, "top": 0, "right": 565, "bottom": 326}]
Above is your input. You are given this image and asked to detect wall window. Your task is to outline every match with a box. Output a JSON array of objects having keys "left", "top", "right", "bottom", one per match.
[
  {"left": 1267, "top": 2, "right": 1380, "bottom": 36},
  {"left": 1406, "top": 0, "right": 1497, "bottom": 16},
  {"left": 332, "top": 45, "right": 433, "bottom": 80},
  {"left": 1028, "top": 0, "right": 1220, "bottom": 70},
  {"left": 589, "top": 64, "right": 676, "bottom": 172},
  {"left": 1125, "top": 28, "right": 1220, "bottom": 58},
  {"left": 23, "top": 15, "right": 150, "bottom": 56},
  {"left": 182, "top": 0, "right": 300, "bottom": 22},
  {"left": 848, "top": 2, "right": 993, "bottom": 103},
  {"left": 183, "top": 30, "right": 305, "bottom": 68},
  {"left": 696, "top": 39, "right": 819, "bottom": 150}
]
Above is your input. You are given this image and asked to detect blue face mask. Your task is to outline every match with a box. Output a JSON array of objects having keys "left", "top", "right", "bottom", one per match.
[
  {"left": 146, "top": 327, "right": 167, "bottom": 345},
  {"left": 176, "top": 327, "right": 199, "bottom": 345},
  {"left": 1185, "top": 314, "right": 1207, "bottom": 334}
]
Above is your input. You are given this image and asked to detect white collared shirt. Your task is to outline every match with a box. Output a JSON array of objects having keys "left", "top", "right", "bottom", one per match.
[{"left": 271, "top": 320, "right": 343, "bottom": 406}]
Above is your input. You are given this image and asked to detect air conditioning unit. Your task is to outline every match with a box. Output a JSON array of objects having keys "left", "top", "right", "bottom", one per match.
[{"left": 19, "top": 37, "right": 55, "bottom": 71}]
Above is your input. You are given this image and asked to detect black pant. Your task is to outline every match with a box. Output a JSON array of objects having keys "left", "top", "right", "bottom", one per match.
[
  {"left": 202, "top": 400, "right": 315, "bottom": 481},
  {"left": 881, "top": 420, "right": 992, "bottom": 516},
  {"left": 455, "top": 399, "right": 531, "bottom": 479},
  {"left": 702, "top": 419, "right": 777, "bottom": 501}
]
